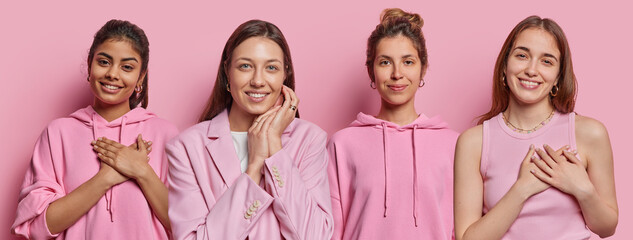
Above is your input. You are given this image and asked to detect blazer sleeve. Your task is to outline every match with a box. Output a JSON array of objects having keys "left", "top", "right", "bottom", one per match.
[
  {"left": 261, "top": 130, "right": 334, "bottom": 240},
  {"left": 167, "top": 138, "right": 274, "bottom": 240},
  {"left": 326, "top": 140, "right": 345, "bottom": 240},
  {"left": 12, "top": 128, "right": 64, "bottom": 240}
]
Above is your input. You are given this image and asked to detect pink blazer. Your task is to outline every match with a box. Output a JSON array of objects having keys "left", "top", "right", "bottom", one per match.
[{"left": 166, "top": 110, "right": 333, "bottom": 240}]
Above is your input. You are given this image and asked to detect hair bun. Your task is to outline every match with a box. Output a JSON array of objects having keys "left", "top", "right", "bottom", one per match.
[{"left": 380, "top": 8, "right": 424, "bottom": 29}]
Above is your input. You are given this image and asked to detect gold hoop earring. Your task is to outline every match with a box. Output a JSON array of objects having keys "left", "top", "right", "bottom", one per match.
[
  {"left": 370, "top": 81, "right": 376, "bottom": 89},
  {"left": 419, "top": 79, "right": 425, "bottom": 88},
  {"left": 550, "top": 85, "right": 559, "bottom": 97},
  {"left": 226, "top": 83, "right": 230, "bottom": 92},
  {"left": 502, "top": 75, "right": 508, "bottom": 87}
]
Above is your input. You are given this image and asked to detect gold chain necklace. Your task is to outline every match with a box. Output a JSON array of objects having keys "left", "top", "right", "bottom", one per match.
[{"left": 502, "top": 110, "right": 555, "bottom": 134}]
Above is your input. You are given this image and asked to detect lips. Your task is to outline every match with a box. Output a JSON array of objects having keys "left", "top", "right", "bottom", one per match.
[
  {"left": 246, "top": 91, "right": 269, "bottom": 102},
  {"left": 518, "top": 78, "right": 542, "bottom": 89},
  {"left": 99, "top": 82, "right": 123, "bottom": 93},
  {"left": 387, "top": 84, "right": 408, "bottom": 92}
]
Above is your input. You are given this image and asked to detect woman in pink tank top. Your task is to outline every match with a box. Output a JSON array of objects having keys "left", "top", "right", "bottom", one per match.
[{"left": 454, "top": 16, "right": 618, "bottom": 240}]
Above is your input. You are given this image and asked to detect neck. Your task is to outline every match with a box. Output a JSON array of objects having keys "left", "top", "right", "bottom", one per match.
[
  {"left": 228, "top": 105, "right": 256, "bottom": 132},
  {"left": 504, "top": 97, "right": 555, "bottom": 129},
  {"left": 92, "top": 99, "right": 132, "bottom": 122},
  {"left": 376, "top": 99, "right": 419, "bottom": 126}
]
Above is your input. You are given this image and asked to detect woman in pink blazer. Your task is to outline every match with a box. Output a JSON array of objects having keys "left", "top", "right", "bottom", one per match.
[{"left": 166, "top": 20, "right": 334, "bottom": 240}]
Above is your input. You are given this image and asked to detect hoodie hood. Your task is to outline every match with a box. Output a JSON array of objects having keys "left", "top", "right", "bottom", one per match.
[
  {"left": 351, "top": 112, "right": 449, "bottom": 227},
  {"left": 350, "top": 112, "right": 449, "bottom": 130},
  {"left": 70, "top": 105, "right": 156, "bottom": 222}
]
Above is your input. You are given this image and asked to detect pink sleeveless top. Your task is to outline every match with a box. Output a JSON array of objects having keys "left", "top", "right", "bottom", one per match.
[{"left": 481, "top": 112, "right": 590, "bottom": 240}]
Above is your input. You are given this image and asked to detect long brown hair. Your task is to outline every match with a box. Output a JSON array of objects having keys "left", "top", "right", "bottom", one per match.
[
  {"left": 88, "top": 19, "right": 150, "bottom": 109},
  {"left": 366, "top": 8, "right": 428, "bottom": 82},
  {"left": 199, "top": 20, "right": 298, "bottom": 122},
  {"left": 478, "top": 15, "right": 577, "bottom": 124}
]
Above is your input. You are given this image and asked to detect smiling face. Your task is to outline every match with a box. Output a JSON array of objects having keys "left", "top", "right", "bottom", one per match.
[
  {"left": 89, "top": 39, "right": 145, "bottom": 110},
  {"left": 228, "top": 37, "right": 285, "bottom": 117},
  {"left": 505, "top": 27, "right": 561, "bottom": 106},
  {"left": 373, "top": 35, "right": 424, "bottom": 107}
]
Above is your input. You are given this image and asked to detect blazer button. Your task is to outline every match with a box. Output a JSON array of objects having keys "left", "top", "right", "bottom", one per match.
[
  {"left": 244, "top": 212, "right": 252, "bottom": 219},
  {"left": 254, "top": 200, "right": 261, "bottom": 207}
]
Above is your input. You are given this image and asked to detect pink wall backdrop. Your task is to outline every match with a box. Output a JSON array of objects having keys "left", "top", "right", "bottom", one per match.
[{"left": 1, "top": 1, "right": 630, "bottom": 239}]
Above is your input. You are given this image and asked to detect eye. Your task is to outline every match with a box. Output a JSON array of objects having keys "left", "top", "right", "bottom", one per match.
[
  {"left": 122, "top": 65, "right": 135, "bottom": 72},
  {"left": 266, "top": 65, "right": 279, "bottom": 71},
  {"left": 516, "top": 53, "right": 527, "bottom": 59},
  {"left": 379, "top": 60, "right": 391, "bottom": 66},
  {"left": 98, "top": 59, "right": 110, "bottom": 66},
  {"left": 542, "top": 59, "right": 554, "bottom": 66},
  {"left": 404, "top": 60, "right": 415, "bottom": 65},
  {"left": 238, "top": 64, "right": 252, "bottom": 70}
]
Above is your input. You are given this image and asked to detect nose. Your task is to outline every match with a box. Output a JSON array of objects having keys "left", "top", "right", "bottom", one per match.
[
  {"left": 105, "top": 66, "right": 119, "bottom": 80},
  {"left": 391, "top": 64, "right": 403, "bottom": 80},
  {"left": 250, "top": 68, "right": 265, "bottom": 87},
  {"left": 525, "top": 59, "right": 538, "bottom": 77}
]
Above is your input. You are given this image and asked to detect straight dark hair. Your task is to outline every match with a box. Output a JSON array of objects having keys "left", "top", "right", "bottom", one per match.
[{"left": 199, "top": 19, "right": 298, "bottom": 122}]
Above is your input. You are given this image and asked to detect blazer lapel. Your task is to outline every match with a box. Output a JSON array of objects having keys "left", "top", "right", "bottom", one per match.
[{"left": 205, "top": 110, "right": 242, "bottom": 187}]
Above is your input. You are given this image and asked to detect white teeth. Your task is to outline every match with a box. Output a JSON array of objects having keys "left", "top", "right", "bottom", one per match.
[
  {"left": 247, "top": 93, "right": 267, "bottom": 98},
  {"left": 520, "top": 80, "right": 539, "bottom": 87},
  {"left": 103, "top": 84, "right": 120, "bottom": 90}
]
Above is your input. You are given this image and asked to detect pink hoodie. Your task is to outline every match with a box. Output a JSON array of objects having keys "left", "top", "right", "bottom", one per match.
[
  {"left": 327, "top": 112, "right": 458, "bottom": 240},
  {"left": 11, "top": 106, "right": 178, "bottom": 240}
]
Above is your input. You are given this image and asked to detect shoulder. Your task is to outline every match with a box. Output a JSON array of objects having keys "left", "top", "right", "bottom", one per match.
[
  {"left": 456, "top": 124, "right": 483, "bottom": 152},
  {"left": 144, "top": 117, "right": 180, "bottom": 137},
  {"left": 45, "top": 117, "right": 87, "bottom": 134},
  {"left": 167, "top": 121, "right": 210, "bottom": 147},
  {"left": 329, "top": 125, "right": 374, "bottom": 145},
  {"left": 575, "top": 114, "right": 610, "bottom": 145},
  {"left": 289, "top": 118, "right": 327, "bottom": 141}
]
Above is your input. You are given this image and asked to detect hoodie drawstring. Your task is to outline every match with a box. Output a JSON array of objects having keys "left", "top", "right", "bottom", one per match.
[
  {"left": 106, "top": 116, "right": 127, "bottom": 222},
  {"left": 412, "top": 125, "right": 419, "bottom": 227},
  {"left": 91, "top": 113, "right": 113, "bottom": 222},
  {"left": 381, "top": 122, "right": 389, "bottom": 217}
]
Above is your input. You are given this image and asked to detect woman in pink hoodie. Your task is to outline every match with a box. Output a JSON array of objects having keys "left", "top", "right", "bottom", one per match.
[
  {"left": 11, "top": 20, "right": 178, "bottom": 239},
  {"left": 454, "top": 16, "right": 617, "bottom": 240},
  {"left": 166, "top": 20, "right": 333, "bottom": 240},
  {"left": 327, "top": 8, "right": 458, "bottom": 240}
]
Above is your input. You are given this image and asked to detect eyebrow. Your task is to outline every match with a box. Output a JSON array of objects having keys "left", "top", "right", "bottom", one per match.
[
  {"left": 377, "top": 54, "right": 417, "bottom": 59},
  {"left": 513, "top": 46, "right": 559, "bottom": 62},
  {"left": 96, "top": 52, "right": 139, "bottom": 63},
  {"left": 234, "top": 57, "right": 282, "bottom": 64}
]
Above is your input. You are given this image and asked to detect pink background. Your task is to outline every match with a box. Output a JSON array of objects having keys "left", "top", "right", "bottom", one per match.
[{"left": 1, "top": 1, "right": 631, "bottom": 239}]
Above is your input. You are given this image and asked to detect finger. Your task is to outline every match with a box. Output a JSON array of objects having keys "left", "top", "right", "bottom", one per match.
[
  {"left": 562, "top": 150, "right": 583, "bottom": 165},
  {"left": 97, "top": 152, "right": 115, "bottom": 166},
  {"left": 281, "top": 85, "right": 292, "bottom": 110},
  {"left": 530, "top": 167, "right": 553, "bottom": 185},
  {"left": 521, "top": 144, "right": 536, "bottom": 165},
  {"left": 535, "top": 148, "right": 557, "bottom": 168},
  {"left": 94, "top": 140, "right": 120, "bottom": 154},
  {"left": 286, "top": 85, "right": 299, "bottom": 107},
  {"left": 98, "top": 137, "right": 125, "bottom": 149},
  {"left": 254, "top": 110, "right": 277, "bottom": 133},
  {"left": 544, "top": 144, "right": 565, "bottom": 163},
  {"left": 531, "top": 155, "right": 555, "bottom": 176},
  {"left": 137, "top": 134, "right": 148, "bottom": 154},
  {"left": 260, "top": 109, "right": 277, "bottom": 132}
]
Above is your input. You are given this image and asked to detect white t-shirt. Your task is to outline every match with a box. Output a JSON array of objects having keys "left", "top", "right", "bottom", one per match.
[{"left": 231, "top": 131, "right": 249, "bottom": 173}]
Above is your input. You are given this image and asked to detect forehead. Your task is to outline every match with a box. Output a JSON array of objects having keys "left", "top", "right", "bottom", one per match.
[
  {"left": 95, "top": 39, "right": 141, "bottom": 59},
  {"left": 513, "top": 28, "right": 560, "bottom": 57},
  {"left": 232, "top": 37, "right": 284, "bottom": 61},
  {"left": 375, "top": 35, "right": 418, "bottom": 57}
]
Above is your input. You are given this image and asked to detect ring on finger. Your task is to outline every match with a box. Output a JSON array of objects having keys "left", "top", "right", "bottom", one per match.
[{"left": 290, "top": 105, "right": 297, "bottom": 111}]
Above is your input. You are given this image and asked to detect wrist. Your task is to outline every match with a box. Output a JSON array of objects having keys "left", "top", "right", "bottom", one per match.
[
  {"left": 94, "top": 169, "right": 117, "bottom": 190},
  {"left": 509, "top": 182, "right": 533, "bottom": 202}
]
